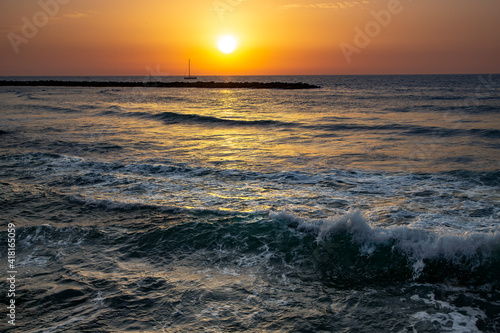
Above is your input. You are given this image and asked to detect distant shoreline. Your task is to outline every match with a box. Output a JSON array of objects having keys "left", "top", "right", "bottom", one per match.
[{"left": 0, "top": 80, "right": 320, "bottom": 90}]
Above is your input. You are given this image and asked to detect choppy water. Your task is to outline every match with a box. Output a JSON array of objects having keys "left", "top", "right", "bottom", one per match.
[{"left": 1, "top": 74, "right": 499, "bottom": 332}]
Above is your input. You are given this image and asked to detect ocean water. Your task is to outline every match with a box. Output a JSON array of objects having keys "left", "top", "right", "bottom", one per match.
[{"left": 0, "top": 74, "right": 499, "bottom": 332}]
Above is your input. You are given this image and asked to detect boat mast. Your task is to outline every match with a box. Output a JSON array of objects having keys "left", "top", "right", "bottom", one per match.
[{"left": 184, "top": 59, "right": 196, "bottom": 79}]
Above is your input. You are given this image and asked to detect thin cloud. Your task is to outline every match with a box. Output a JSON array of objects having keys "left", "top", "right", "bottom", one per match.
[
  {"left": 63, "top": 11, "right": 97, "bottom": 19},
  {"left": 281, "top": 1, "right": 371, "bottom": 10}
]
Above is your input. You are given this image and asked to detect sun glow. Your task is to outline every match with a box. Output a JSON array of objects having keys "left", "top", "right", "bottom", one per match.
[{"left": 217, "top": 35, "right": 238, "bottom": 54}]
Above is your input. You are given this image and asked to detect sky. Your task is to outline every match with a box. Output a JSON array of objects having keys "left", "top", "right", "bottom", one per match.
[{"left": 0, "top": 0, "right": 499, "bottom": 76}]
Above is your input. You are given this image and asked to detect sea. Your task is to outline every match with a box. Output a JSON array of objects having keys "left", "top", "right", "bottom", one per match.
[{"left": 0, "top": 74, "right": 499, "bottom": 332}]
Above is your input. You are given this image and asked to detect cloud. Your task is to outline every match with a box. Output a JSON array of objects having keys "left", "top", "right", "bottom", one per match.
[
  {"left": 281, "top": 1, "right": 371, "bottom": 10},
  {"left": 63, "top": 11, "right": 94, "bottom": 19}
]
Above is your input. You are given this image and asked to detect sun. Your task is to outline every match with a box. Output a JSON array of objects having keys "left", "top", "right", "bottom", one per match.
[{"left": 217, "top": 35, "right": 237, "bottom": 54}]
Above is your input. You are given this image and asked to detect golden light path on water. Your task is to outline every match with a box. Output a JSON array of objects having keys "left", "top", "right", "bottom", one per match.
[
  {"left": 2, "top": 78, "right": 496, "bottom": 219},
  {"left": 91, "top": 89, "right": 496, "bottom": 173}
]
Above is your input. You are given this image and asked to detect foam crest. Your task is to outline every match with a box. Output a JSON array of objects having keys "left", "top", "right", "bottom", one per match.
[{"left": 271, "top": 209, "right": 500, "bottom": 282}]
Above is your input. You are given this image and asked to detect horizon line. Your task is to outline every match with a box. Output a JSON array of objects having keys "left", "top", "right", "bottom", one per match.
[{"left": 1, "top": 73, "right": 499, "bottom": 77}]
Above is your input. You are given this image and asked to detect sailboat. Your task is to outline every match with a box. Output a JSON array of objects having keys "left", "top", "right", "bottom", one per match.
[{"left": 183, "top": 59, "right": 197, "bottom": 80}]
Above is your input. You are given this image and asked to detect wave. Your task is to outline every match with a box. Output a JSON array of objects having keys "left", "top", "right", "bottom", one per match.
[
  {"left": 9, "top": 205, "right": 499, "bottom": 288},
  {"left": 134, "top": 111, "right": 298, "bottom": 127},
  {"left": 469, "top": 128, "right": 500, "bottom": 139},
  {"left": 97, "top": 108, "right": 298, "bottom": 127},
  {"left": 3, "top": 152, "right": 499, "bottom": 187},
  {"left": 23, "top": 103, "right": 84, "bottom": 114},
  {"left": 271, "top": 210, "right": 500, "bottom": 287},
  {"left": 426, "top": 95, "right": 464, "bottom": 101},
  {"left": 437, "top": 104, "right": 500, "bottom": 114},
  {"left": 65, "top": 194, "right": 183, "bottom": 213},
  {"left": 310, "top": 122, "right": 500, "bottom": 139},
  {"left": 385, "top": 104, "right": 499, "bottom": 114}
]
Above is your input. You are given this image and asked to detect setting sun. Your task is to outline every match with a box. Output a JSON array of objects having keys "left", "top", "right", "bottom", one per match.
[
  {"left": 217, "top": 35, "right": 238, "bottom": 54},
  {"left": 1, "top": 0, "right": 499, "bottom": 75}
]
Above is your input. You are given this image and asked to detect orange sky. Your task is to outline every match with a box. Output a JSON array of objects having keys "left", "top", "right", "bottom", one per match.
[{"left": 0, "top": 0, "right": 499, "bottom": 76}]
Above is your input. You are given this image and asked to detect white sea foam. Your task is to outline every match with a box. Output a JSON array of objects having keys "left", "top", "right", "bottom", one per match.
[
  {"left": 271, "top": 209, "right": 500, "bottom": 267},
  {"left": 407, "top": 292, "right": 486, "bottom": 333}
]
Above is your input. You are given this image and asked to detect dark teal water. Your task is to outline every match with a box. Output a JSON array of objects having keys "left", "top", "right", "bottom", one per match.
[{"left": 1, "top": 75, "right": 499, "bottom": 332}]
